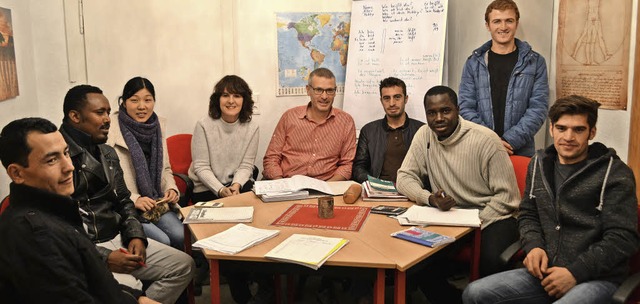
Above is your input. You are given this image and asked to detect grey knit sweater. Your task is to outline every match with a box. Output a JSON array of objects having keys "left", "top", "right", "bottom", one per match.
[
  {"left": 397, "top": 117, "right": 520, "bottom": 228},
  {"left": 188, "top": 116, "right": 259, "bottom": 194}
]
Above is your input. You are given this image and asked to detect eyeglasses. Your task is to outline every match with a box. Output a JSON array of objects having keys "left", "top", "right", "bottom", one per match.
[{"left": 309, "top": 86, "right": 337, "bottom": 96}]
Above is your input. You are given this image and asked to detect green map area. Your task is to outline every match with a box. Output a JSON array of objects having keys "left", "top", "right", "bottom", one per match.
[{"left": 277, "top": 12, "right": 350, "bottom": 94}]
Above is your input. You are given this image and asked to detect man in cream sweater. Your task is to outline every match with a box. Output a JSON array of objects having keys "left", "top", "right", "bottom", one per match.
[{"left": 397, "top": 85, "right": 520, "bottom": 304}]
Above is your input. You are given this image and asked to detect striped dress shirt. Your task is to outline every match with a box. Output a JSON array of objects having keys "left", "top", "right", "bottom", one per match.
[{"left": 263, "top": 104, "right": 356, "bottom": 181}]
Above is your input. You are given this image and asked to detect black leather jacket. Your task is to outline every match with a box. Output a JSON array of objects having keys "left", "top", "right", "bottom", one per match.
[
  {"left": 352, "top": 115, "right": 424, "bottom": 183},
  {"left": 60, "top": 124, "right": 147, "bottom": 260},
  {"left": 0, "top": 183, "right": 140, "bottom": 303}
]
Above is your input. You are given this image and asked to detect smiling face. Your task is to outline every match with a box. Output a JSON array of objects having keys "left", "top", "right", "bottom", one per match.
[
  {"left": 425, "top": 93, "right": 459, "bottom": 140},
  {"left": 380, "top": 86, "right": 407, "bottom": 119},
  {"left": 124, "top": 88, "right": 155, "bottom": 123},
  {"left": 219, "top": 88, "right": 243, "bottom": 123},
  {"left": 11, "top": 131, "right": 75, "bottom": 196},
  {"left": 307, "top": 75, "right": 336, "bottom": 116},
  {"left": 550, "top": 114, "right": 596, "bottom": 164},
  {"left": 69, "top": 93, "right": 111, "bottom": 144},
  {"left": 486, "top": 9, "right": 518, "bottom": 48}
]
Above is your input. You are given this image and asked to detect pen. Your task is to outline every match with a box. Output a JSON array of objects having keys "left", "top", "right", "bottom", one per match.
[{"left": 118, "top": 248, "right": 147, "bottom": 267}]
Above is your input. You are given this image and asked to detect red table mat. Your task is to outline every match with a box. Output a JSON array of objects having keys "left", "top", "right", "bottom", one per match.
[{"left": 271, "top": 204, "right": 371, "bottom": 231}]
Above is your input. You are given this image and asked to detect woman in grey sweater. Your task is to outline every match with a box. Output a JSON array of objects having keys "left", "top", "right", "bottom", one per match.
[{"left": 189, "top": 75, "right": 259, "bottom": 203}]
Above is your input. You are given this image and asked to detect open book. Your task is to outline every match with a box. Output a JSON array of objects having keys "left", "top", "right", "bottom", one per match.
[
  {"left": 192, "top": 224, "right": 279, "bottom": 254},
  {"left": 183, "top": 206, "right": 254, "bottom": 224},
  {"left": 264, "top": 234, "right": 349, "bottom": 270},
  {"left": 254, "top": 176, "right": 356, "bottom": 202},
  {"left": 396, "top": 205, "right": 481, "bottom": 227}
]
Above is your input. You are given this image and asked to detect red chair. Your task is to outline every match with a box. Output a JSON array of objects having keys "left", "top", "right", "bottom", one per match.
[
  {"left": 166, "top": 134, "right": 194, "bottom": 207},
  {"left": 455, "top": 155, "right": 531, "bottom": 281},
  {"left": 611, "top": 205, "right": 640, "bottom": 303},
  {"left": 509, "top": 155, "right": 531, "bottom": 197},
  {"left": 166, "top": 134, "right": 196, "bottom": 304},
  {"left": 0, "top": 195, "right": 8, "bottom": 215}
]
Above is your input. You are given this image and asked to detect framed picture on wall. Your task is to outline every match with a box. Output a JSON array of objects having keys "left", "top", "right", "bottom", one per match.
[{"left": 0, "top": 6, "right": 18, "bottom": 102}]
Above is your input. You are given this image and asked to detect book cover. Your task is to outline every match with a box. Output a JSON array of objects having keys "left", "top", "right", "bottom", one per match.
[
  {"left": 366, "top": 175, "right": 398, "bottom": 192},
  {"left": 361, "top": 182, "right": 408, "bottom": 202},
  {"left": 183, "top": 206, "right": 254, "bottom": 224},
  {"left": 264, "top": 234, "right": 349, "bottom": 270},
  {"left": 391, "top": 227, "right": 455, "bottom": 248},
  {"left": 370, "top": 205, "right": 408, "bottom": 216}
]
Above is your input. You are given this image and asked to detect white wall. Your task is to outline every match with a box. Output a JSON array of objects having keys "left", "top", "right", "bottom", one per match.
[
  {"left": 566, "top": 0, "right": 637, "bottom": 161},
  {"left": 233, "top": 0, "right": 352, "bottom": 177},
  {"left": 0, "top": 0, "right": 636, "bottom": 198},
  {"left": 446, "top": 0, "right": 555, "bottom": 153},
  {"left": 0, "top": 0, "right": 40, "bottom": 198}
]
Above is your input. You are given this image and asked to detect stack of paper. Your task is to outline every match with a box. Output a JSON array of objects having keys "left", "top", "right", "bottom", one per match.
[
  {"left": 361, "top": 175, "right": 408, "bottom": 202},
  {"left": 391, "top": 227, "right": 455, "bottom": 248},
  {"left": 193, "top": 224, "right": 280, "bottom": 254},
  {"left": 261, "top": 190, "right": 310, "bottom": 202},
  {"left": 264, "top": 234, "right": 349, "bottom": 270},
  {"left": 183, "top": 206, "right": 254, "bottom": 224},
  {"left": 254, "top": 176, "right": 356, "bottom": 202},
  {"left": 397, "top": 205, "right": 481, "bottom": 227}
]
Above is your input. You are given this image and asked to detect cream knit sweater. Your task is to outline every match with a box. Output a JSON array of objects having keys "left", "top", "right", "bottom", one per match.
[
  {"left": 189, "top": 116, "right": 259, "bottom": 194},
  {"left": 397, "top": 117, "right": 520, "bottom": 228}
]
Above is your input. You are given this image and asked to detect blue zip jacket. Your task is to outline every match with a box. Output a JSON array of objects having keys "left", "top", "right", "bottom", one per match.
[{"left": 459, "top": 39, "right": 549, "bottom": 156}]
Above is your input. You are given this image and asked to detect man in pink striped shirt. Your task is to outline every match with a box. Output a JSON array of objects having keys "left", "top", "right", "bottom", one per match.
[{"left": 263, "top": 68, "right": 356, "bottom": 181}]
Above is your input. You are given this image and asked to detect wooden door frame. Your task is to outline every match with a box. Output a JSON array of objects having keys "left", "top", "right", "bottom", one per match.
[{"left": 627, "top": 6, "right": 640, "bottom": 204}]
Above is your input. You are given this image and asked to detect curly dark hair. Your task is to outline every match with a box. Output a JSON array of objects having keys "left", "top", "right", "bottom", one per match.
[{"left": 209, "top": 75, "right": 254, "bottom": 123}]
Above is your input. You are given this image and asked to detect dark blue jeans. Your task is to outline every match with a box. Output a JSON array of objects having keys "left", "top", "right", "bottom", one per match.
[{"left": 463, "top": 268, "right": 617, "bottom": 304}]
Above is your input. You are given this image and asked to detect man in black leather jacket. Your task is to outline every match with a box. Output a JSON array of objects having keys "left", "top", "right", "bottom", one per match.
[
  {"left": 352, "top": 77, "right": 424, "bottom": 183},
  {"left": 60, "top": 85, "right": 194, "bottom": 304},
  {"left": 0, "top": 117, "right": 156, "bottom": 303}
]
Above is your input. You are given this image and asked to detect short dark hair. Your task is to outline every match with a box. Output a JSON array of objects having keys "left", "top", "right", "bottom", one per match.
[
  {"left": 485, "top": 0, "right": 520, "bottom": 23},
  {"left": 119, "top": 77, "right": 155, "bottom": 106},
  {"left": 63, "top": 85, "right": 103, "bottom": 122},
  {"left": 307, "top": 68, "right": 336, "bottom": 85},
  {"left": 424, "top": 85, "right": 458, "bottom": 108},
  {"left": 0, "top": 117, "right": 58, "bottom": 168},
  {"left": 548, "top": 95, "right": 601, "bottom": 129},
  {"left": 209, "top": 75, "right": 254, "bottom": 123},
  {"left": 379, "top": 77, "right": 407, "bottom": 96}
]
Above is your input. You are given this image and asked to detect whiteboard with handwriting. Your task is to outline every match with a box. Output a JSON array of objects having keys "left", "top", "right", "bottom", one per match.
[{"left": 343, "top": 0, "right": 448, "bottom": 129}]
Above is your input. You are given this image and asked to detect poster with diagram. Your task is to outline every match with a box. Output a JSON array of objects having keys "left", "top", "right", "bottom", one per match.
[{"left": 556, "top": 0, "right": 631, "bottom": 110}]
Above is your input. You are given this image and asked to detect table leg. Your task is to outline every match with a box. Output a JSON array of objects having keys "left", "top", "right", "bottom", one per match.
[
  {"left": 184, "top": 225, "right": 195, "bottom": 304},
  {"left": 470, "top": 228, "right": 481, "bottom": 281},
  {"left": 373, "top": 268, "right": 385, "bottom": 304},
  {"left": 210, "top": 259, "right": 220, "bottom": 304},
  {"left": 394, "top": 270, "right": 406, "bottom": 304}
]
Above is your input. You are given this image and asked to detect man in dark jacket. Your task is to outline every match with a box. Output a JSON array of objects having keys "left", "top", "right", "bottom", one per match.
[
  {"left": 352, "top": 77, "right": 424, "bottom": 183},
  {"left": 0, "top": 117, "right": 157, "bottom": 303},
  {"left": 60, "top": 85, "right": 194, "bottom": 304},
  {"left": 463, "top": 95, "right": 639, "bottom": 304}
]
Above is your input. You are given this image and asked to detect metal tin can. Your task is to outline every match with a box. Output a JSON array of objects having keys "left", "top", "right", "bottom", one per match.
[{"left": 318, "top": 196, "right": 334, "bottom": 219}]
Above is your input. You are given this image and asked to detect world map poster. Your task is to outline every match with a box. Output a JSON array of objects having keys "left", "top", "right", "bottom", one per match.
[{"left": 276, "top": 12, "right": 350, "bottom": 96}]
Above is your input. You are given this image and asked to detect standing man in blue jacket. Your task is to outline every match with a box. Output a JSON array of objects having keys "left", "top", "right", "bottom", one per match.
[{"left": 459, "top": 0, "right": 549, "bottom": 157}]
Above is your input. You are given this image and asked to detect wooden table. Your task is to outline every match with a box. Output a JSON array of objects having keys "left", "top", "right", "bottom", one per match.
[{"left": 182, "top": 192, "right": 475, "bottom": 304}]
